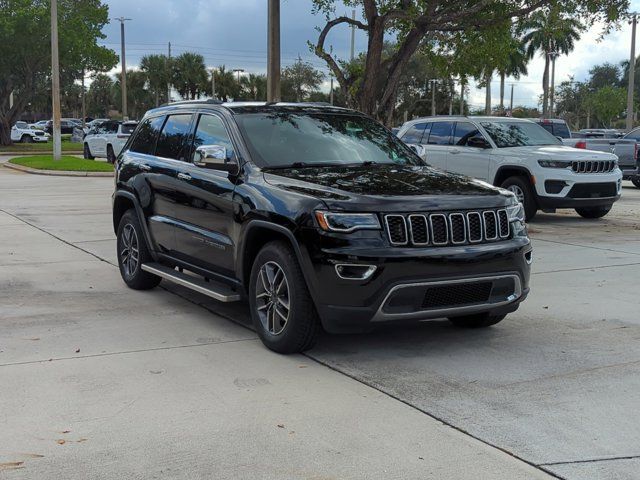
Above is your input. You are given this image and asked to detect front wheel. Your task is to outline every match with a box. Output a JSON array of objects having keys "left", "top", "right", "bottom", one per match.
[
  {"left": 21, "top": 135, "right": 33, "bottom": 143},
  {"left": 249, "top": 241, "right": 320, "bottom": 353},
  {"left": 500, "top": 176, "right": 537, "bottom": 221},
  {"left": 575, "top": 206, "right": 612, "bottom": 219},
  {"left": 449, "top": 313, "right": 506, "bottom": 328},
  {"left": 83, "top": 143, "right": 95, "bottom": 160},
  {"left": 117, "top": 209, "right": 161, "bottom": 290},
  {"left": 632, "top": 178, "right": 640, "bottom": 189}
]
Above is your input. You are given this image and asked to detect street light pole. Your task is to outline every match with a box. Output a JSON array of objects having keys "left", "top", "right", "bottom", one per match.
[
  {"left": 211, "top": 68, "right": 216, "bottom": 100},
  {"left": 431, "top": 79, "right": 437, "bottom": 116},
  {"left": 267, "top": 0, "right": 281, "bottom": 102},
  {"left": 115, "top": 17, "right": 131, "bottom": 120},
  {"left": 233, "top": 68, "right": 245, "bottom": 84},
  {"left": 350, "top": 9, "right": 356, "bottom": 61},
  {"left": 50, "top": 0, "right": 62, "bottom": 160},
  {"left": 627, "top": 13, "right": 637, "bottom": 131},
  {"left": 167, "top": 41, "right": 172, "bottom": 104},
  {"left": 510, "top": 83, "right": 515, "bottom": 113}
]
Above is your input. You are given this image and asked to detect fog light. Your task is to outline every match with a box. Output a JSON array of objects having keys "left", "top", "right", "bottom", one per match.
[{"left": 335, "top": 264, "right": 377, "bottom": 281}]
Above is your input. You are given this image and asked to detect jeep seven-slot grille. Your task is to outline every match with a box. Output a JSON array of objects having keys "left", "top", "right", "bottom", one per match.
[
  {"left": 386, "top": 209, "right": 510, "bottom": 247},
  {"left": 571, "top": 160, "right": 616, "bottom": 174}
]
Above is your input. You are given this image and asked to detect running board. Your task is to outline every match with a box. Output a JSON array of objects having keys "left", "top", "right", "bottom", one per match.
[{"left": 141, "top": 263, "right": 241, "bottom": 303}]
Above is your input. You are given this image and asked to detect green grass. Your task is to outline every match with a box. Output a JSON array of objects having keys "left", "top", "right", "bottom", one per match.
[
  {"left": 0, "top": 141, "right": 82, "bottom": 153},
  {"left": 9, "top": 155, "right": 113, "bottom": 172}
]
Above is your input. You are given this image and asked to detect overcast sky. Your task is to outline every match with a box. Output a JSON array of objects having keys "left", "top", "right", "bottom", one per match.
[{"left": 100, "top": 0, "right": 640, "bottom": 110}]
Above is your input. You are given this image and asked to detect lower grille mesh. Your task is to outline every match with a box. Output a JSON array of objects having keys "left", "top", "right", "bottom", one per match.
[{"left": 422, "top": 282, "right": 493, "bottom": 309}]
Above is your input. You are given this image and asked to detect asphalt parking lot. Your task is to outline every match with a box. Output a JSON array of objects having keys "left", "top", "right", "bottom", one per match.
[{"left": 1, "top": 158, "right": 639, "bottom": 479}]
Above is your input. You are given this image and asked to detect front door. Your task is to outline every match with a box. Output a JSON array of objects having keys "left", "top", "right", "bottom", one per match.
[
  {"left": 423, "top": 121, "right": 453, "bottom": 170},
  {"left": 447, "top": 121, "right": 491, "bottom": 181},
  {"left": 172, "top": 113, "right": 238, "bottom": 279}
]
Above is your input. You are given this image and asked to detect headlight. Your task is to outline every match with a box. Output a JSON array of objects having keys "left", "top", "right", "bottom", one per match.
[
  {"left": 315, "top": 211, "right": 381, "bottom": 232},
  {"left": 506, "top": 196, "right": 525, "bottom": 223},
  {"left": 538, "top": 159, "right": 571, "bottom": 168}
]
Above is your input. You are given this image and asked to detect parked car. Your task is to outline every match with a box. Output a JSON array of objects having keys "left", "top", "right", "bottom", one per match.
[
  {"left": 84, "top": 120, "right": 137, "bottom": 163},
  {"left": 11, "top": 121, "right": 50, "bottom": 143},
  {"left": 45, "top": 120, "right": 76, "bottom": 135},
  {"left": 83, "top": 118, "right": 110, "bottom": 135},
  {"left": 619, "top": 127, "right": 640, "bottom": 188},
  {"left": 528, "top": 118, "right": 572, "bottom": 139},
  {"left": 112, "top": 101, "right": 532, "bottom": 353},
  {"left": 29, "top": 120, "right": 49, "bottom": 130},
  {"left": 397, "top": 116, "right": 622, "bottom": 220}
]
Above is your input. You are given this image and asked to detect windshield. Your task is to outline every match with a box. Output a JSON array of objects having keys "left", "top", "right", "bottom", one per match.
[
  {"left": 235, "top": 112, "right": 424, "bottom": 169},
  {"left": 481, "top": 121, "right": 561, "bottom": 148}
]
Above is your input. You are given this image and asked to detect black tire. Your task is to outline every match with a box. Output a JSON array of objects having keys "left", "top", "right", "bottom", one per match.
[
  {"left": 106, "top": 144, "right": 116, "bottom": 164},
  {"left": 83, "top": 143, "right": 94, "bottom": 160},
  {"left": 500, "top": 176, "right": 537, "bottom": 221},
  {"left": 449, "top": 313, "right": 506, "bottom": 328},
  {"left": 632, "top": 178, "right": 640, "bottom": 189},
  {"left": 21, "top": 135, "right": 33, "bottom": 143},
  {"left": 575, "top": 206, "right": 612, "bottom": 219},
  {"left": 116, "top": 209, "right": 161, "bottom": 290},
  {"left": 249, "top": 241, "right": 320, "bottom": 353}
]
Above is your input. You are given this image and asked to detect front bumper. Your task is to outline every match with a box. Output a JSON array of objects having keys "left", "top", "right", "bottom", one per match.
[
  {"left": 622, "top": 166, "right": 639, "bottom": 180},
  {"left": 303, "top": 236, "right": 532, "bottom": 333}
]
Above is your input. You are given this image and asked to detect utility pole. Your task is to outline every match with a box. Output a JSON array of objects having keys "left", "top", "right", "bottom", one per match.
[
  {"left": 430, "top": 79, "right": 437, "bottom": 116},
  {"left": 627, "top": 13, "right": 637, "bottom": 131},
  {"left": 350, "top": 9, "right": 356, "bottom": 61},
  {"left": 114, "top": 17, "right": 131, "bottom": 120},
  {"left": 211, "top": 68, "right": 216, "bottom": 100},
  {"left": 460, "top": 80, "right": 465, "bottom": 115},
  {"left": 510, "top": 83, "right": 515, "bottom": 113},
  {"left": 167, "top": 42, "right": 172, "bottom": 103},
  {"left": 50, "top": 0, "right": 62, "bottom": 160},
  {"left": 549, "top": 51, "right": 558, "bottom": 116},
  {"left": 267, "top": 0, "right": 281, "bottom": 102},
  {"left": 81, "top": 68, "right": 86, "bottom": 128}
]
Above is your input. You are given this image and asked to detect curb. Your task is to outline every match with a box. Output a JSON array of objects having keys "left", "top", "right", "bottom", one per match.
[
  {"left": 3, "top": 162, "right": 114, "bottom": 178},
  {"left": 0, "top": 151, "right": 83, "bottom": 156}
]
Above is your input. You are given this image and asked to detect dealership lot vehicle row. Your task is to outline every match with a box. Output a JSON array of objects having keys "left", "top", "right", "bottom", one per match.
[{"left": 1, "top": 161, "right": 640, "bottom": 478}]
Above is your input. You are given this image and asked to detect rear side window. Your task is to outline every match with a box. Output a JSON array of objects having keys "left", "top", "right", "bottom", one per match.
[
  {"left": 453, "top": 122, "right": 484, "bottom": 146},
  {"left": 121, "top": 123, "right": 137, "bottom": 134},
  {"left": 105, "top": 122, "right": 118, "bottom": 134},
  {"left": 129, "top": 116, "right": 165, "bottom": 155},
  {"left": 401, "top": 123, "right": 430, "bottom": 144},
  {"left": 156, "top": 114, "right": 193, "bottom": 161},
  {"left": 539, "top": 123, "right": 554, "bottom": 134},
  {"left": 427, "top": 121, "right": 453, "bottom": 145},
  {"left": 192, "top": 114, "right": 235, "bottom": 160},
  {"left": 625, "top": 128, "right": 640, "bottom": 140},
  {"left": 553, "top": 123, "right": 570, "bottom": 138}
]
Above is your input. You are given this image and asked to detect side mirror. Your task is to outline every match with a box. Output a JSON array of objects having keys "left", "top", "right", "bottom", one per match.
[
  {"left": 193, "top": 145, "right": 238, "bottom": 174},
  {"left": 467, "top": 137, "right": 491, "bottom": 149},
  {"left": 409, "top": 144, "right": 426, "bottom": 157},
  {"left": 555, "top": 136, "right": 564, "bottom": 142}
]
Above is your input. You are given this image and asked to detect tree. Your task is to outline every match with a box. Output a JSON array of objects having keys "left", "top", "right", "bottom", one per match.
[
  {"left": 590, "top": 85, "right": 626, "bottom": 127},
  {"left": 588, "top": 63, "right": 621, "bottom": 89},
  {"left": 140, "top": 54, "right": 171, "bottom": 107},
  {"left": 281, "top": 58, "right": 325, "bottom": 102},
  {"left": 311, "top": 0, "right": 625, "bottom": 124},
  {"left": 497, "top": 38, "right": 528, "bottom": 112},
  {"left": 522, "top": 7, "right": 584, "bottom": 117},
  {"left": 113, "top": 71, "right": 154, "bottom": 120},
  {"left": 241, "top": 73, "right": 268, "bottom": 101},
  {"left": 172, "top": 52, "right": 208, "bottom": 100},
  {"left": 0, "top": 0, "right": 117, "bottom": 145},
  {"left": 210, "top": 66, "right": 239, "bottom": 102},
  {"left": 86, "top": 73, "right": 114, "bottom": 118}
]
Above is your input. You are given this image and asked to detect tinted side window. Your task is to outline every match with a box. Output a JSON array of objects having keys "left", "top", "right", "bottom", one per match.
[
  {"left": 427, "top": 122, "right": 453, "bottom": 145},
  {"left": 453, "top": 122, "right": 484, "bottom": 146},
  {"left": 105, "top": 122, "right": 118, "bottom": 134},
  {"left": 539, "top": 123, "right": 554, "bottom": 134},
  {"left": 401, "top": 123, "right": 429, "bottom": 144},
  {"left": 553, "top": 123, "right": 570, "bottom": 139},
  {"left": 192, "top": 114, "right": 235, "bottom": 160},
  {"left": 626, "top": 129, "right": 640, "bottom": 140},
  {"left": 129, "top": 116, "right": 165, "bottom": 155},
  {"left": 155, "top": 114, "right": 193, "bottom": 161}
]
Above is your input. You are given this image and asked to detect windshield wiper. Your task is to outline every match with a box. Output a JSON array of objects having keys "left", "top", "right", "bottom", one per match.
[{"left": 264, "top": 161, "right": 346, "bottom": 170}]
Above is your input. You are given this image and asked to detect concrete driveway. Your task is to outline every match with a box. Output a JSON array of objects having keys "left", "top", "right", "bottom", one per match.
[{"left": 1, "top": 158, "right": 638, "bottom": 479}]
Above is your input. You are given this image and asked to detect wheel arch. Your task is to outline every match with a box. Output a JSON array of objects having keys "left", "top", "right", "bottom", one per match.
[
  {"left": 113, "top": 190, "right": 157, "bottom": 260},
  {"left": 493, "top": 166, "right": 534, "bottom": 187}
]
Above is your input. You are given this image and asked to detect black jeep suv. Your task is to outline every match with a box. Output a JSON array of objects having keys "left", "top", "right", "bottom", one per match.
[{"left": 112, "top": 101, "right": 532, "bottom": 353}]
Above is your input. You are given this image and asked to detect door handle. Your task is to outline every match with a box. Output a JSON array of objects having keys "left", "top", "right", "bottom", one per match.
[
  {"left": 140, "top": 164, "right": 151, "bottom": 171},
  {"left": 177, "top": 172, "right": 192, "bottom": 181},
  {"left": 450, "top": 148, "right": 461, "bottom": 154}
]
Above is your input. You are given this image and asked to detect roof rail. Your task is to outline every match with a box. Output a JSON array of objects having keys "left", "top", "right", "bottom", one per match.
[{"left": 161, "top": 99, "right": 224, "bottom": 107}]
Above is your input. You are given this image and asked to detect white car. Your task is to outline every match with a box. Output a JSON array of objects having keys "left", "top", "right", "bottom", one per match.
[
  {"left": 397, "top": 116, "right": 622, "bottom": 220},
  {"left": 29, "top": 120, "right": 49, "bottom": 130},
  {"left": 83, "top": 121, "right": 137, "bottom": 163},
  {"left": 11, "top": 121, "right": 50, "bottom": 143}
]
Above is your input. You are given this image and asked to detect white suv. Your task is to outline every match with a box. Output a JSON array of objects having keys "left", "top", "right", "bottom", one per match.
[
  {"left": 83, "top": 121, "right": 137, "bottom": 163},
  {"left": 11, "top": 121, "right": 50, "bottom": 143},
  {"left": 397, "top": 116, "right": 623, "bottom": 220}
]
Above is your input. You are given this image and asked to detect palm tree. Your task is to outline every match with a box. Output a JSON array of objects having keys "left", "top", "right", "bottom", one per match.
[
  {"left": 140, "top": 54, "right": 171, "bottom": 107},
  {"left": 213, "top": 65, "right": 239, "bottom": 102},
  {"left": 497, "top": 41, "right": 528, "bottom": 112},
  {"left": 522, "top": 9, "right": 583, "bottom": 117},
  {"left": 172, "top": 52, "right": 208, "bottom": 100},
  {"left": 243, "top": 73, "right": 267, "bottom": 100}
]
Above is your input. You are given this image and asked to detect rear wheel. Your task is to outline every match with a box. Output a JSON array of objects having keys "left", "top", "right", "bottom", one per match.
[
  {"left": 117, "top": 209, "right": 161, "bottom": 290},
  {"left": 83, "top": 143, "right": 95, "bottom": 160},
  {"left": 249, "top": 241, "right": 320, "bottom": 353},
  {"left": 575, "top": 206, "right": 612, "bottom": 219},
  {"left": 632, "top": 178, "right": 640, "bottom": 189},
  {"left": 106, "top": 145, "right": 116, "bottom": 164},
  {"left": 500, "top": 176, "right": 537, "bottom": 221},
  {"left": 21, "top": 135, "right": 33, "bottom": 143},
  {"left": 449, "top": 313, "right": 506, "bottom": 328}
]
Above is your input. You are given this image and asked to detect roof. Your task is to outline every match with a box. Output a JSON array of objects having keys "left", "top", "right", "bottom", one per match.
[
  {"left": 403, "top": 115, "right": 533, "bottom": 126},
  {"left": 153, "top": 100, "right": 353, "bottom": 115}
]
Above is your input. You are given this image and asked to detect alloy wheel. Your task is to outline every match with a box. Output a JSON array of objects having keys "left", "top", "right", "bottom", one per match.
[
  {"left": 120, "top": 223, "right": 140, "bottom": 278},
  {"left": 507, "top": 185, "right": 526, "bottom": 204},
  {"left": 255, "top": 261, "right": 290, "bottom": 336}
]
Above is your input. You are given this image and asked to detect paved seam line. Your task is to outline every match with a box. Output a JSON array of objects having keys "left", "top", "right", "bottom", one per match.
[
  {"left": 0, "top": 337, "right": 256, "bottom": 368},
  {"left": 3, "top": 207, "right": 559, "bottom": 479},
  {"left": 533, "top": 237, "right": 640, "bottom": 257},
  {"left": 539, "top": 454, "right": 640, "bottom": 467},
  {"left": 303, "top": 354, "right": 564, "bottom": 480},
  {"left": 532, "top": 262, "right": 640, "bottom": 275}
]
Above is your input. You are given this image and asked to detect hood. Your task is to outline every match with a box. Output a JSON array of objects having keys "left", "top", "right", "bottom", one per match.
[
  {"left": 263, "top": 164, "right": 510, "bottom": 212},
  {"left": 498, "top": 145, "right": 617, "bottom": 161}
]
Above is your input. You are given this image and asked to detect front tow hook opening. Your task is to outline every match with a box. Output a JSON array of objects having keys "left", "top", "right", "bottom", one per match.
[
  {"left": 525, "top": 250, "right": 533, "bottom": 265},
  {"left": 335, "top": 264, "right": 377, "bottom": 281}
]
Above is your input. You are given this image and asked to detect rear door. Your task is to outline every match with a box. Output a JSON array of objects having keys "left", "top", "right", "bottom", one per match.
[
  {"left": 447, "top": 121, "right": 491, "bottom": 180},
  {"left": 171, "top": 112, "right": 239, "bottom": 278},
  {"left": 424, "top": 121, "right": 453, "bottom": 170}
]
